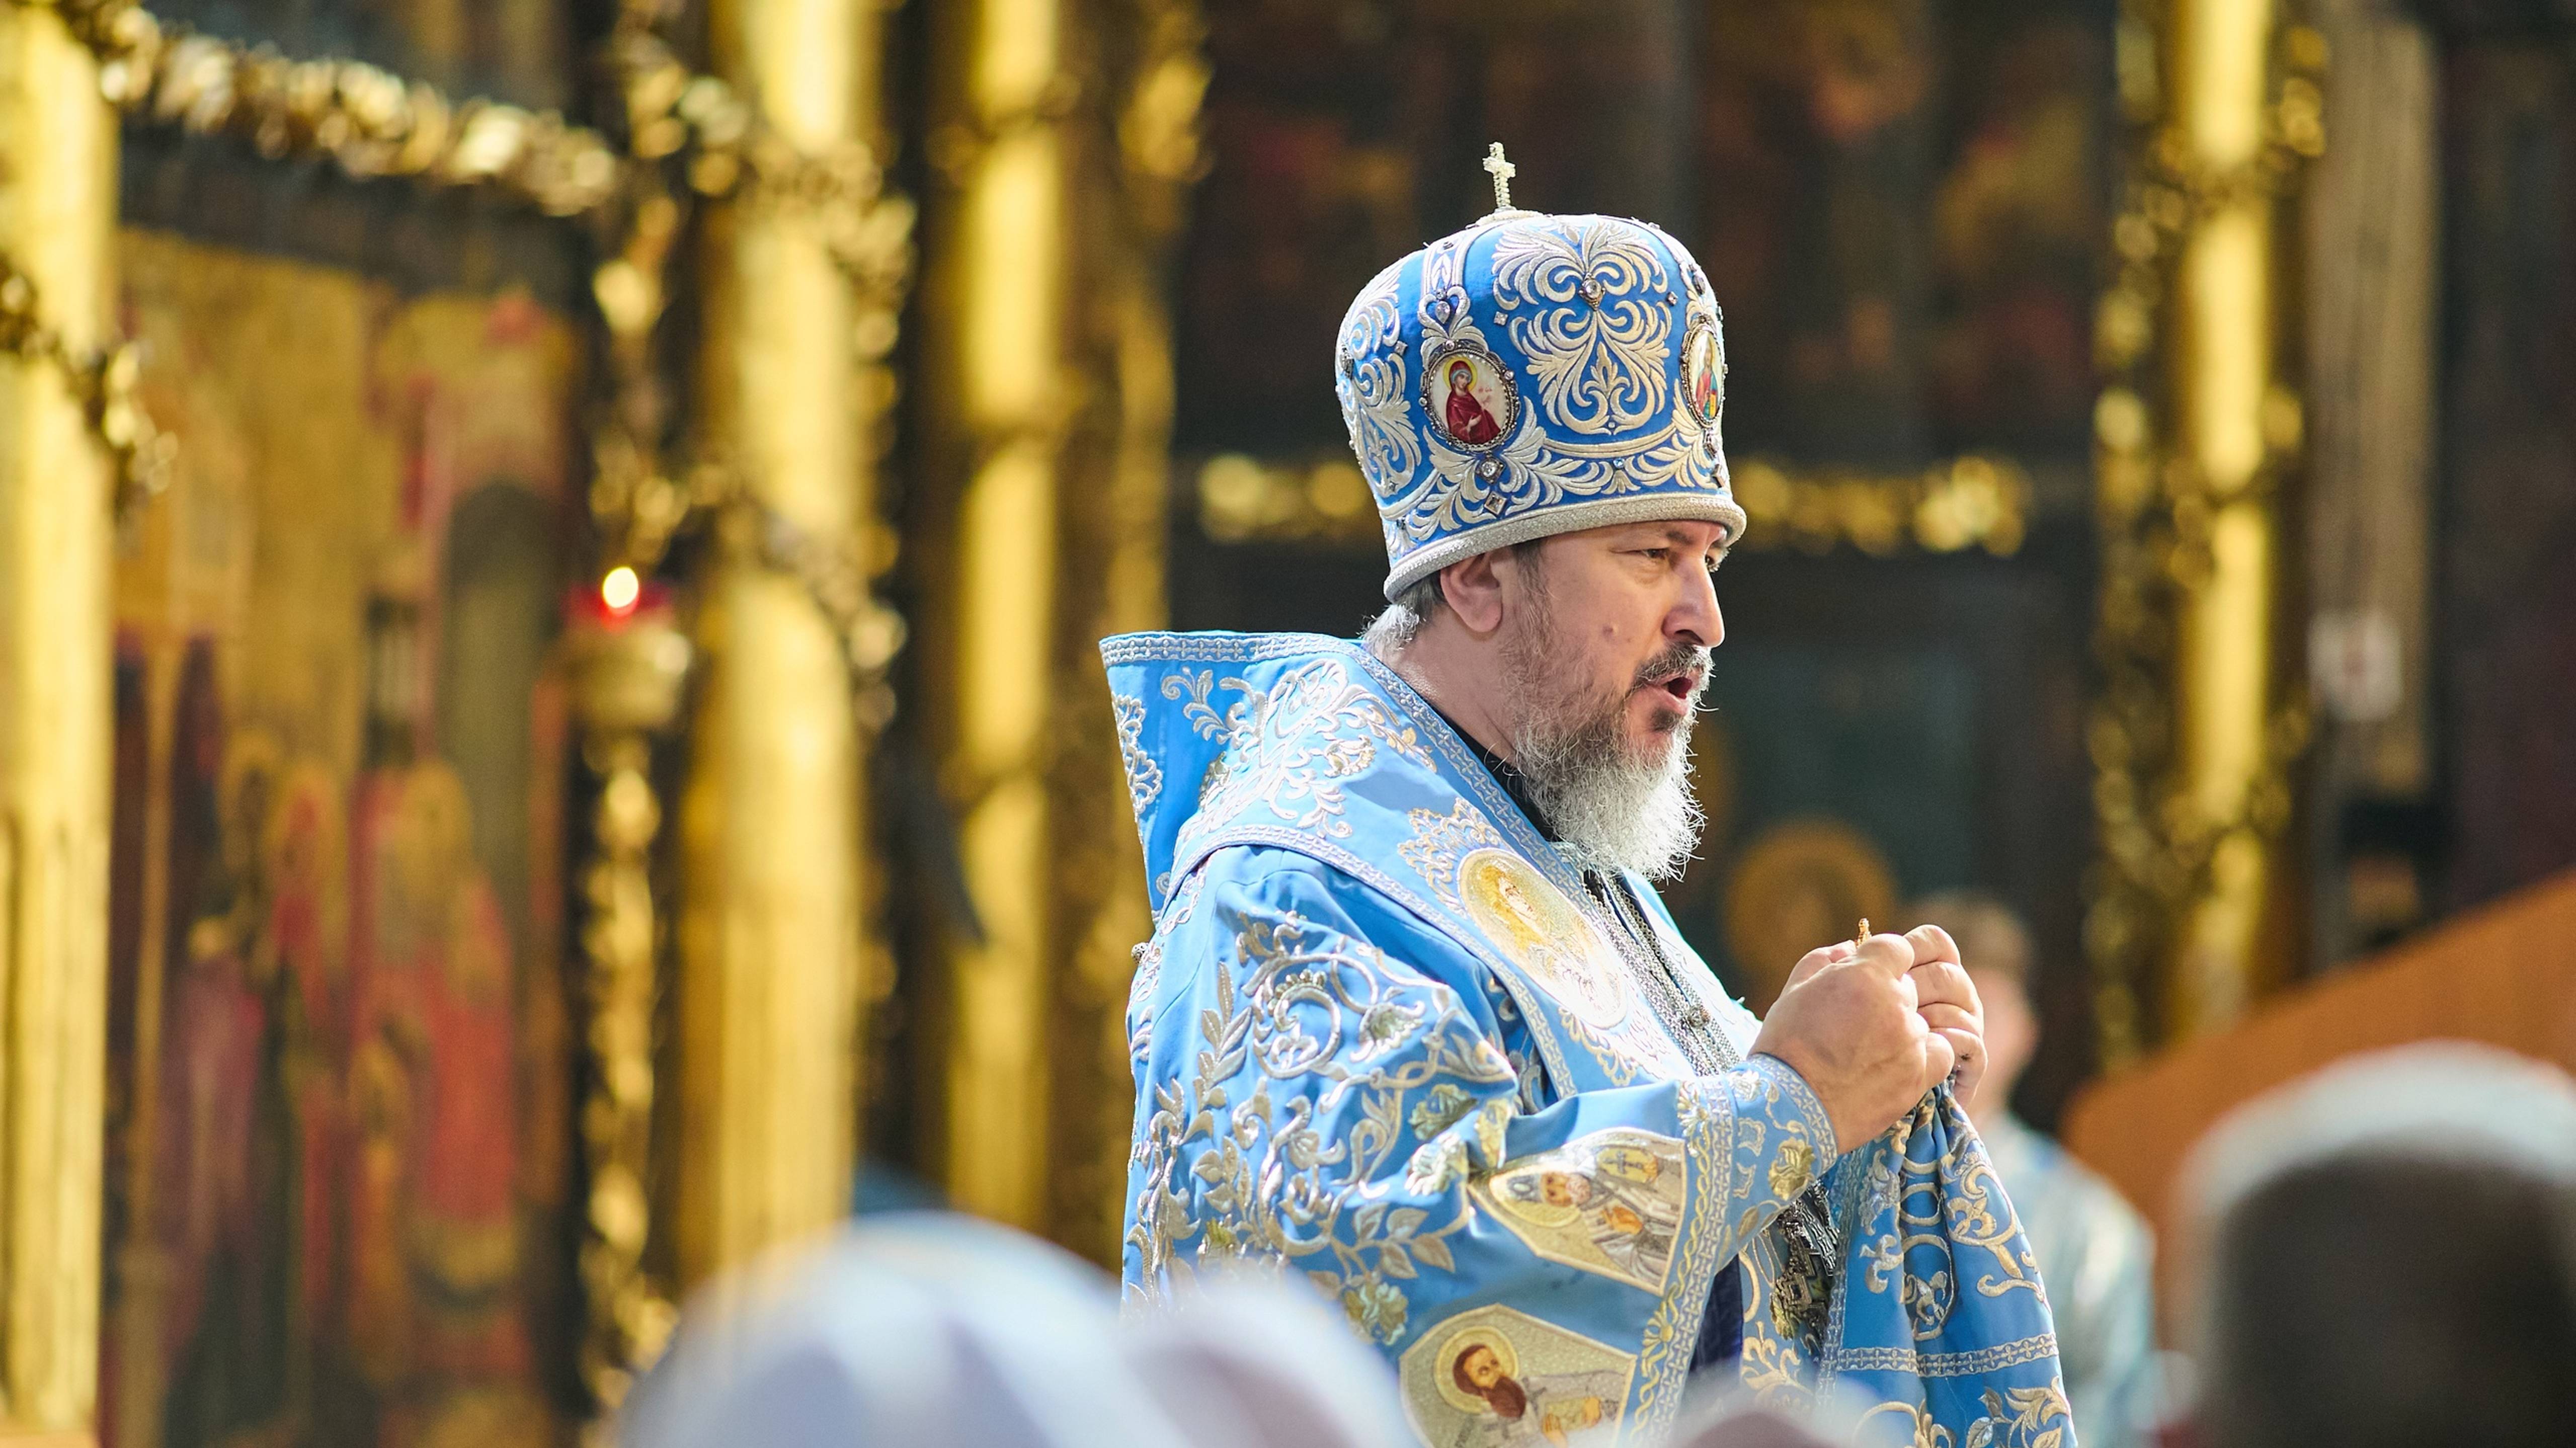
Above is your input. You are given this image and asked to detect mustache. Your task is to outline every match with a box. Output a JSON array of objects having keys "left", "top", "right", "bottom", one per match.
[{"left": 1630, "top": 642, "right": 1712, "bottom": 697}]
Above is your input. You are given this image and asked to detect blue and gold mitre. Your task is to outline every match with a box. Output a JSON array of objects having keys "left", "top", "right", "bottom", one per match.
[{"left": 1334, "top": 150, "right": 1743, "bottom": 599}]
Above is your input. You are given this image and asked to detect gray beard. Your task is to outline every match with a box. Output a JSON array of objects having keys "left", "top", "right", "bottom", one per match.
[{"left": 1502, "top": 622, "right": 1707, "bottom": 881}]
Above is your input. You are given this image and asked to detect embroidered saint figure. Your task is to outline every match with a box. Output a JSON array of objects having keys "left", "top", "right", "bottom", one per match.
[
  {"left": 1445, "top": 358, "right": 1502, "bottom": 446},
  {"left": 1449, "top": 1342, "right": 1617, "bottom": 1447}
]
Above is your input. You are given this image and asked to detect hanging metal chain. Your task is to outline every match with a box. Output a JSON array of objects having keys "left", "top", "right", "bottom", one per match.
[{"left": 0, "top": 250, "right": 176, "bottom": 521}]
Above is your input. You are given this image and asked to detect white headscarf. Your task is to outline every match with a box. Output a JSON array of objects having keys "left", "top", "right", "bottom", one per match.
[
  {"left": 2171, "top": 1039, "right": 2576, "bottom": 1417},
  {"left": 619, "top": 1212, "right": 1414, "bottom": 1448},
  {"left": 2179, "top": 1041, "right": 2576, "bottom": 1231}
]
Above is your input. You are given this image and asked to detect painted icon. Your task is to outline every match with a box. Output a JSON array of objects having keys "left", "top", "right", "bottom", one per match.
[
  {"left": 1422, "top": 345, "right": 1518, "bottom": 451},
  {"left": 1681, "top": 317, "right": 1726, "bottom": 434}
]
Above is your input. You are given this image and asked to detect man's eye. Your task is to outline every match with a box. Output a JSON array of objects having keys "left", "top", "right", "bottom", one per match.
[{"left": 1634, "top": 547, "right": 1668, "bottom": 562}]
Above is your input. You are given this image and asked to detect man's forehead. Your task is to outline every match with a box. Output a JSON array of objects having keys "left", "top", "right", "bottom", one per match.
[{"left": 1560, "top": 518, "right": 1732, "bottom": 550}]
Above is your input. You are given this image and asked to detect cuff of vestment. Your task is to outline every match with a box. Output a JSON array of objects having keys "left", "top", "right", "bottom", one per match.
[{"left": 1740, "top": 1053, "right": 1841, "bottom": 1182}]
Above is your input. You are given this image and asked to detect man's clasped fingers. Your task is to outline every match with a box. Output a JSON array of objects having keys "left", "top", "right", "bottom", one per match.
[
  {"left": 1915, "top": 1018, "right": 1959, "bottom": 1090},
  {"left": 1903, "top": 922, "right": 1961, "bottom": 970},
  {"left": 1907, "top": 959, "right": 1980, "bottom": 1014},
  {"left": 1783, "top": 939, "right": 1855, "bottom": 992},
  {"left": 1919, "top": 1002, "right": 1986, "bottom": 1103},
  {"left": 1854, "top": 931, "right": 1916, "bottom": 978}
]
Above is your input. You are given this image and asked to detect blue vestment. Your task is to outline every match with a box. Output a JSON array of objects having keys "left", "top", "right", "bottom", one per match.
[
  {"left": 1980, "top": 1113, "right": 2156, "bottom": 1448},
  {"left": 1109, "top": 632, "right": 2073, "bottom": 1446}
]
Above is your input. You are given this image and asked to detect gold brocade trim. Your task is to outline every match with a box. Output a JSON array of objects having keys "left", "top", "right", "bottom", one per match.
[{"left": 1193, "top": 451, "right": 2029, "bottom": 557}]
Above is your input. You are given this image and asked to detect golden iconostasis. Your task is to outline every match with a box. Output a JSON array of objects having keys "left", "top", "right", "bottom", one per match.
[{"left": 4, "top": 1, "right": 2572, "bottom": 1446}]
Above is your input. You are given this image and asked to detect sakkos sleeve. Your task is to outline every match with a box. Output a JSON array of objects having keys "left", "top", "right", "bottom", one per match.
[{"left": 1124, "top": 845, "right": 1839, "bottom": 1440}]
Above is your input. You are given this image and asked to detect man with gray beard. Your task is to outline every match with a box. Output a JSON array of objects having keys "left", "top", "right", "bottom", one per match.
[{"left": 1106, "top": 158, "right": 2065, "bottom": 1448}]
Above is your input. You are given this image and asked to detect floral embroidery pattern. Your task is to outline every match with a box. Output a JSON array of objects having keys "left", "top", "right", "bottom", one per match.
[
  {"left": 1855, "top": 1380, "right": 2074, "bottom": 1448},
  {"left": 1852, "top": 1095, "right": 2045, "bottom": 1347},
  {"left": 1163, "top": 660, "right": 1432, "bottom": 854},
  {"left": 1336, "top": 260, "right": 1420, "bottom": 494},
  {"left": 1124, "top": 906, "right": 1513, "bottom": 1343},
  {"left": 1112, "top": 692, "right": 1162, "bottom": 815},
  {"left": 1489, "top": 217, "right": 1674, "bottom": 436},
  {"left": 1125, "top": 867, "right": 1208, "bottom": 1064}
]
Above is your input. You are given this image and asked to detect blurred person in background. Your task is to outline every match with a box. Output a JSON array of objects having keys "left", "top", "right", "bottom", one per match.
[
  {"left": 1908, "top": 893, "right": 2157, "bottom": 1448},
  {"left": 618, "top": 1212, "right": 1415, "bottom": 1448},
  {"left": 2177, "top": 1043, "right": 2576, "bottom": 1448}
]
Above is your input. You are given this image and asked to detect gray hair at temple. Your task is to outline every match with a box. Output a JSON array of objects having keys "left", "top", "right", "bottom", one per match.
[
  {"left": 2175, "top": 1042, "right": 2576, "bottom": 1448},
  {"left": 619, "top": 1213, "right": 1413, "bottom": 1448},
  {"left": 1359, "top": 539, "right": 1545, "bottom": 660}
]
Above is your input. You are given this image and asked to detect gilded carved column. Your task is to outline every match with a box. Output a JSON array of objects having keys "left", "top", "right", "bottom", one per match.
[
  {"left": 675, "top": 0, "right": 886, "bottom": 1281},
  {"left": 916, "top": 0, "right": 1204, "bottom": 1246},
  {"left": 2091, "top": 0, "right": 2321, "bottom": 1057},
  {"left": 922, "top": 0, "right": 1072, "bottom": 1233},
  {"left": 0, "top": 6, "right": 115, "bottom": 1441},
  {"left": 1044, "top": 1, "right": 1206, "bottom": 1260}
]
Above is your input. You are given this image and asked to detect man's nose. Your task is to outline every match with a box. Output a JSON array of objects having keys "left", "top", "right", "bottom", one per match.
[{"left": 1670, "top": 565, "right": 1723, "bottom": 649}]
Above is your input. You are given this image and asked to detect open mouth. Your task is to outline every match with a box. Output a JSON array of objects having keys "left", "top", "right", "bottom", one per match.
[{"left": 1645, "top": 669, "right": 1703, "bottom": 708}]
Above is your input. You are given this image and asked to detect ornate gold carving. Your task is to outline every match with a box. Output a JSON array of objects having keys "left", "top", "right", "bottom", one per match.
[
  {"left": 566, "top": 614, "right": 691, "bottom": 1426},
  {"left": 0, "top": 249, "right": 173, "bottom": 524},
  {"left": 20, "top": 0, "right": 918, "bottom": 582},
  {"left": 1196, "top": 454, "right": 1381, "bottom": 546},
  {"left": 1730, "top": 455, "right": 2029, "bottom": 558},
  {"left": 39, "top": 0, "right": 922, "bottom": 254},
  {"left": 1193, "top": 451, "right": 2029, "bottom": 557},
  {"left": 38, "top": 0, "right": 624, "bottom": 215},
  {"left": 1040, "top": 0, "right": 1210, "bottom": 1264},
  {"left": 34, "top": 0, "right": 913, "bottom": 227},
  {"left": 2, "top": 0, "right": 914, "bottom": 1434},
  {"left": 2087, "top": 0, "right": 2322, "bottom": 1060}
]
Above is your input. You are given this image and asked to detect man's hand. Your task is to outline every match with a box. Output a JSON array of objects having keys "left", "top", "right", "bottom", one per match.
[
  {"left": 1903, "top": 923, "right": 1987, "bottom": 1110},
  {"left": 1750, "top": 931, "right": 1954, "bottom": 1154}
]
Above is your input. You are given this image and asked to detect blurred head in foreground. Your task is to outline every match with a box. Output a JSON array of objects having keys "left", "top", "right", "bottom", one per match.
[
  {"left": 2179, "top": 1043, "right": 2576, "bottom": 1448},
  {"left": 619, "top": 1212, "right": 1412, "bottom": 1448}
]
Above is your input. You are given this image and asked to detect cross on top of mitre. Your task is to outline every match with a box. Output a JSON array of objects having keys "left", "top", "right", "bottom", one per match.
[{"left": 1483, "top": 142, "right": 1516, "bottom": 213}]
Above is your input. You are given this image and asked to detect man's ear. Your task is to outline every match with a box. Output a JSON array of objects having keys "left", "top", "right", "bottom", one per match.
[{"left": 1440, "top": 552, "right": 1508, "bottom": 634}]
